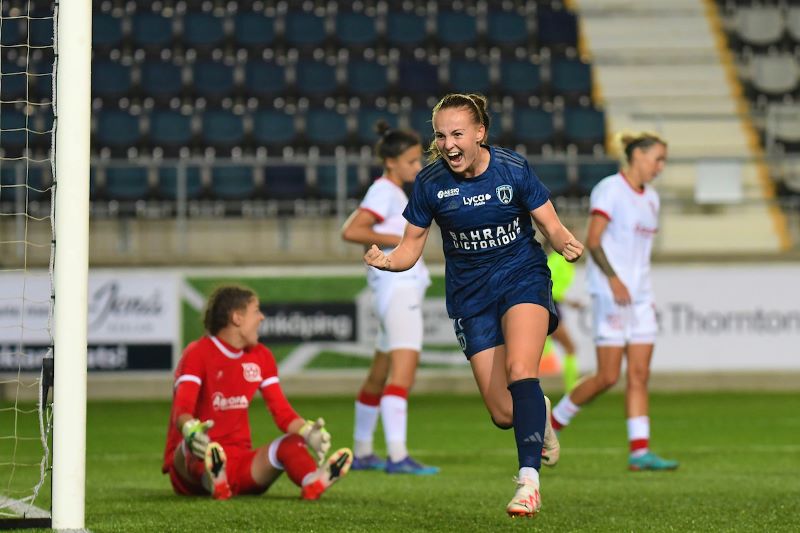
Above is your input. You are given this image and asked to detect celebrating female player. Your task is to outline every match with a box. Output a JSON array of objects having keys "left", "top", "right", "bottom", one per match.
[
  {"left": 364, "top": 93, "right": 583, "bottom": 517},
  {"left": 341, "top": 121, "right": 437, "bottom": 475},
  {"left": 162, "top": 285, "right": 352, "bottom": 500},
  {"left": 550, "top": 131, "right": 679, "bottom": 471}
]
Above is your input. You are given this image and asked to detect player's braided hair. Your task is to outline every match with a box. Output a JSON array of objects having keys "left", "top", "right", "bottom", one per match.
[
  {"left": 427, "top": 93, "right": 491, "bottom": 162},
  {"left": 204, "top": 285, "right": 257, "bottom": 335},
  {"left": 374, "top": 119, "right": 420, "bottom": 161},
  {"left": 615, "top": 131, "right": 667, "bottom": 165}
]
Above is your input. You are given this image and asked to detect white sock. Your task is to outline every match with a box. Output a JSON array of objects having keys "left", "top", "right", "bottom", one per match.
[
  {"left": 518, "top": 467, "right": 539, "bottom": 486},
  {"left": 552, "top": 394, "right": 581, "bottom": 427},
  {"left": 381, "top": 394, "right": 408, "bottom": 462},
  {"left": 353, "top": 401, "right": 380, "bottom": 458},
  {"left": 627, "top": 416, "right": 650, "bottom": 457}
]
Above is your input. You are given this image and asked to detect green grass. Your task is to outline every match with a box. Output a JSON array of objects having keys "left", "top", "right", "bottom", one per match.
[{"left": 4, "top": 392, "right": 800, "bottom": 531}]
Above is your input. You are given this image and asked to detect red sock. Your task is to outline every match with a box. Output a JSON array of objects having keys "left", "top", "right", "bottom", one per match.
[
  {"left": 551, "top": 417, "right": 564, "bottom": 431},
  {"left": 276, "top": 434, "right": 317, "bottom": 486},
  {"left": 382, "top": 384, "right": 408, "bottom": 399},
  {"left": 357, "top": 389, "right": 381, "bottom": 406},
  {"left": 630, "top": 438, "right": 649, "bottom": 454}
]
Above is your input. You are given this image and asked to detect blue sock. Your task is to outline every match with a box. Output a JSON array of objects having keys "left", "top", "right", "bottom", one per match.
[{"left": 507, "top": 378, "right": 545, "bottom": 470}]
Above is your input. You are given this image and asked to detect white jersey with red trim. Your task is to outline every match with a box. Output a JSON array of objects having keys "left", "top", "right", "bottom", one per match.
[
  {"left": 359, "top": 176, "right": 430, "bottom": 289},
  {"left": 586, "top": 173, "right": 659, "bottom": 300}
]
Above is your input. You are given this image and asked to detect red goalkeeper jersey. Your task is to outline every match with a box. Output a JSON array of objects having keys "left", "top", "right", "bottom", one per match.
[{"left": 162, "top": 336, "right": 301, "bottom": 473}]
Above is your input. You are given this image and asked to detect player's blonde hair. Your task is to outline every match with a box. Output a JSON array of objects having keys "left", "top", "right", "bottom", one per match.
[
  {"left": 204, "top": 285, "right": 257, "bottom": 335},
  {"left": 613, "top": 131, "right": 667, "bottom": 166},
  {"left": 427, "top": 93, "right": 491, "bottom": 163}
]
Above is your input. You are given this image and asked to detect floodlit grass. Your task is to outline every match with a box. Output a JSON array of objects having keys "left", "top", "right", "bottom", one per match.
[{"left": 3, "top": 392, "right": 800, "bottom": 531}]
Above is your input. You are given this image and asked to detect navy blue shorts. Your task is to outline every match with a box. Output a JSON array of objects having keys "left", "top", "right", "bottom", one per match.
[{"left": 451, "top": 277, "right": 559, "bottom": 359}]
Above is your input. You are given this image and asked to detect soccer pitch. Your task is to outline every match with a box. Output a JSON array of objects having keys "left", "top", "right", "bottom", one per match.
[{"left": 7, "top": 391, "right": 799, "bottom": 532}]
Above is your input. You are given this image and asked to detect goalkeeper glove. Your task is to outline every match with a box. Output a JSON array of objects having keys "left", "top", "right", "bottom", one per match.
[
  {"left": 298, "top": 417, "right": 331, "bottom": 465},
  {"left": 181, "top": 418, "right": 214, "bottom": 460}
]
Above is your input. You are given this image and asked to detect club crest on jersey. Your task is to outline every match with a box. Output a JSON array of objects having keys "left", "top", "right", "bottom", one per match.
[
  {"left": 496, "top": 184, "right": 513, "bottom": 204},
  {"left": 242, "top": 362, "right": 262, "bottom": 382}
]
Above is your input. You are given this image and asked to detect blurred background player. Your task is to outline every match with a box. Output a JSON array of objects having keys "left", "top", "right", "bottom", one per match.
[
  {"left": 365, "top": 93, "right": 583, "bottom": 517},
  {"left": 162, "top": 285, "right": 353, "bottom": 500},
  {"left": 545, "top": 243, "right": 584, "bottom": 392},
  {"left": 551, "top": 131, "right": 679, "bottom": 471},
  {"left": 341, "top": 121, "right": 438, "bottom": 475}
]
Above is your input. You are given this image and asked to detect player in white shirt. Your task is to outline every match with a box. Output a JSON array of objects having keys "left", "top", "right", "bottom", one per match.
[
  {"left": 551, "top": 131, "right": 678, "bottom": 471},
  {"left": 341, "top": 120, "right": 437, "bottom": 475}
]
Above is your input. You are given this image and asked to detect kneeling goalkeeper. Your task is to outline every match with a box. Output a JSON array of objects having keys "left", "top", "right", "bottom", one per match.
[{"left": 162, "top": 285, "right": 352, "bottom": 500}]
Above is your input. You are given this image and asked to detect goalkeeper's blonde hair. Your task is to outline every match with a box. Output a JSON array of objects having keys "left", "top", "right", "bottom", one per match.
[{"left": 613, "top": 131, "right": 667, "bottom": 167}]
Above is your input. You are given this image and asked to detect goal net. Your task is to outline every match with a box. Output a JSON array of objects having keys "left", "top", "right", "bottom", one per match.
[{"left": 0, "top": 0, "right": 56, "bottom": 528}]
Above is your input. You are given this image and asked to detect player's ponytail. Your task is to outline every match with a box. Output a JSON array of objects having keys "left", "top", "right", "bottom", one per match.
[
  {"left": 374, "top": 119, "right": 420, "bottom": 162},
  {"left": 614, "top": 130, "right": 667, "bottom": 166},
  {"left": 428, "top": 93, "right": 492, "bottom": 162},
  {"left": 204, "top": 285, "right": 257, "bottom": 335}
]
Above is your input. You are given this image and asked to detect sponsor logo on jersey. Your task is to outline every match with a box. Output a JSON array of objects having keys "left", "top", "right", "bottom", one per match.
[
  {"left": 242, "top": 362, "right": 262, "bottom": 382},
  {"left": 448, "top": 217, "right": 522, "bottom": 251},
  {"left": 463, "top": 193, "right": 492, "bottom": 207},
  {"left": 496, "top": 184, "right": 513, "bottom": 204},
  {"left": 212, "top": 392, "right": 250, "bottom": 411},
  {"left": 437, "top": 188, "right": 460, "bottom": 199}
]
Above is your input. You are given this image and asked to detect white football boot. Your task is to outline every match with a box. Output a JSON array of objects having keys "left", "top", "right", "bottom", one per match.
[
  {"left": 541, "top": 395, "right": 560, "bottom": 467},
  {"left": 506, "top": 477, "right": 541, "bottom": 518}
]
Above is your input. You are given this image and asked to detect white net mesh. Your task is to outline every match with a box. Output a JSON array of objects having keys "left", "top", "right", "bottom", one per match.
[{"left": 0, "top": 0, "right": 55, "bottom": 522}]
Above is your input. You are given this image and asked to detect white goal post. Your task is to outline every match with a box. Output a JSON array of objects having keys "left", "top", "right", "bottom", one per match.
[{"left": 51, "top": 0, "right": 91, "bottom": 529}]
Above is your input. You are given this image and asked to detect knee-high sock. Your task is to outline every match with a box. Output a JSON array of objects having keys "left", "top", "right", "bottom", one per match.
[
  {"left": 381, "top": 384, "right": 408, "bottom": 462},
  {"left": 270, "top": 434, "right": 317, "bottom": 487},
  {"left": 353, "top": 389, "right": 381, "bottom": 457},
  {"left": 508, "top": 378, "right": 546, "bottom": 471}
]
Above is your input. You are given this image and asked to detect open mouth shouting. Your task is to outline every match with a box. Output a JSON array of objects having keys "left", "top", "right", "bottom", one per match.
[{"left": 446, "top": 150, "right": 464, "bottom": 166}]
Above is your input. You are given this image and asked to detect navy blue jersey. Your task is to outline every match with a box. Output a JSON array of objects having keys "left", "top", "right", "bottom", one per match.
[{"left": 403, "top": 146, "right": 551, "bottom": 318}]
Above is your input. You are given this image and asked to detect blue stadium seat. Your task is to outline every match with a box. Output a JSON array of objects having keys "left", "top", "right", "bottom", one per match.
[
  {"left": 234, "top": 11, "right": 276, "bottom": 50},
  {"left": 511, "top": 108, "right": 555, "bottom": 153},
  {"left": 264, "top": 165, "right": 308, "bottom": 201},
  {"left": 284, "top": 10, "right": 327, "bottom": 50},
  {"left": 335, "top": 12, "right": 378, "bottom": 49},
  {"left": 148, "top": 110, "right": 193, "bottom": 155},
  {"left": 92, "top": 13, "right": 123, "bottom": 52},
  {"left": 531, "top": 162, "right": 569, "bottom": 196},
  {"left": 437, "top": 10, "right": 477, "bottom": 50},
  {"left": 499, "top": 59, "right": 543, "bottom": 101},
  {"left": 95, "top": 109, "right": 140, "bottom": 155},
  {"left": 30, "top": 61, "right": 53, "bottom": 103},
  {"left": 29, "top": 15, "right": 53, "bottom": 47},
  {"left": 317, "top": 165, "right": 362, "bottom": 199},
  {"left": 551, "top": 58, "right": 592, "bottom": 104},
  {"left": 0, "top": 162, "right": 52, "bottom": 202},
  {"left": 578, "top": 160, "right": 618, "bottom": 194},
  {"left": 140, "top": 60, "right": 184, "bottom": 104},
  {"left": 347, "top": 60, "right": 389, "bottom": 102},
  {"left": 386, "top": 10, "right": 427, "bottom": 50},
  {"left": 29, "top": 107, "right": 53, "bottom": 152},
  {"left": 0, "top": 63, "right": 26, "bottom": 101},
  {"left": 305, "top": 108, "right": 349, "bottom": 151},
  {"left": 448, "top": 59, "right": 491, "bottom": 95},
  {"left": 105, "top": 166, "right": 151, "bottom": 201},
  {"left": 355, "top": 108, "right": 399, "bottom": 146},
  {"left": 295, "top": 61, "right": 338, "bottom": 101},
  {"left": 243, "top": 60, "right": 286, "bottom": 101},
  {"left": 183, "top": 12, "right": 226, "bottom": 53},
  {"left": 201, "top": 109, "right": 245, "bottom": 153},
  {"left": 251, "top": 109, "right": 297, "bottom": 152},
  {"left": 157, "top": 165, "right": 204, "bottom": 200},
  {"left": 408, "top": 107, "right": 432, "bottom": 141},
  {"left": 564, "top": 107, "right": 606, "bottom": 153},
  {"left": 92, "top": 60, "right": 133, "bottom": 103},
  {"left": 396, "top": 60, "right": 439, "bottom": 103},
  {"left": 27, "top": 162, "right": 53, "bottom": 202},
  {"left": 537, "top": 8, "right": 578, "bottom": 54},
  {"left": 487, "top": 9, "right": 529, "bottom": 51},
  {"left": 211, "top": 165, "right": 255, "bottom": 200},
  {"left": 191, "top": 60, "right": 235, "bottom": 102},
  {"left": 132, "top": 12, "right": 174, "bottom": 53},
  {"left": 0, "top": 18, "right": 22, "bottom": 46}
]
